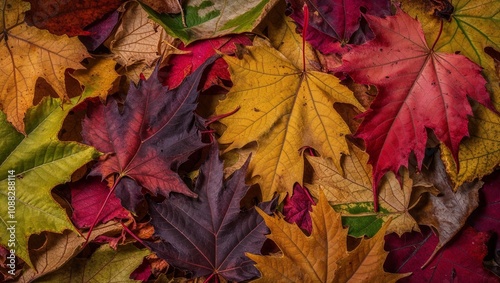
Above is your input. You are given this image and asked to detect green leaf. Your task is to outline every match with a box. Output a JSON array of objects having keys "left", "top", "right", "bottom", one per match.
[
  {"left": 35, "top": 244, "right": 149, "bottom": 282},
  {"left": 142, "top": 0, "right": 278, "bottom": 44},
  {"left": 0, "top": 94, "right": 101, "bottom": 267}
]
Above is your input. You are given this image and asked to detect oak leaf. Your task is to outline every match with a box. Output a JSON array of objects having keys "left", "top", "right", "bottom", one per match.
[
  {"left": 0, "top": 94, "right": 101, "bottom": 266},
  {"left": 143, "top": 0, "right": 278, "bottom": 44},
  {"left": 247, "top": 191, "right": 409, "bottom": 282},
  {"left": 0, "top": 0, "right": 90, "bottom": 133},
  {"left": 82, "top": 57, "right": 217, "bottom": 211},
  {"left": 24, "top": 0, "right": 124, "bottom": 36},
  {"left": 147, "top": 144, "right": 275, "bottom": 282},
  {"left": 215, "top": 31, "right": 363, "bottom": 201},
  {"left": 400, "top": 0, "right": 500, "bottom": 188},
  {"left": 307, "top": 143, "right": 423, "bottom": 237},
  {"left": 336, "top": 9, "right": 495, "bottom": 206}
]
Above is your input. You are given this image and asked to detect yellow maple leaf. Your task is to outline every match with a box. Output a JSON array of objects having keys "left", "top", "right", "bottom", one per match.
[
  {"left": 0, "top": 0, "right": 90, "bottom": 133},
  {"left": 401, "top": 0, "right": 500, "bottom": 189},
  {"left": 216, "top": 17, "right": 363, "bottom": 201},
  {"left": 306, "top": 143, "right": 426, "bottom": 237},
  {"left": 247, "top": 191, "right": 410, "bottom": 282}
]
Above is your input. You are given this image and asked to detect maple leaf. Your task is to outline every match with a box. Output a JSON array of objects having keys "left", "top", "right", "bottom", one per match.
[
  {"left": 247, "top": 191, "right": 409, "bottom": 282},
  {"left": 80, "top": 10, "right": 120, "bottom": 51},
  {"left": 110, "top": 1, "right": 175, "bottom": 83},
  {"left": 146, "top": 143, "right": 275, "bottom": 282},
  {"left": 400, "top": 0, "right": 500, "bottom": 188},
  {"left": 0, "top": 94, "right": 101, "bottom": 266},
  {"left": 24, "top": 0, "right": 124, "bottom": 36},
  {"left": 385, "top": 226, "right": 499, "bottom": 282},
  {"left": 215, "top": 17, "right": 363, "bottom": 201},
  {"left": 162, "top": 35, "right": 252, "bottom": 91},
  {"left": 35, "top": 244, "right": 149, "bottom": 282},
  {"left": 70, "top": 177, "right": 130, "bottom": 229},
  {"left": 286, "top": 0, "right": 391, "bottom": 54},
  {"left": 282, "top": 183, "right": 315, "bottom": 234},
  {"left": 336, "top": 9, "right": 495, "bottom": 208},
  {"left": 0, "top": 0, "right": 90, "bottom": 132},
  {"left": 307, "top": 143, "right": 423, "bottom": 237},
  {"left": 82, "top": 56, "right": 217, "bottom": 211},
  {"left": 143, "top": 0, "right": 278, "bottom": 44}
]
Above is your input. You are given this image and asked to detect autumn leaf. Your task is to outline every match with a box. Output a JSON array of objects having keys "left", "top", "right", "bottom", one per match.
[
  {"left": 307, "top": 143, "right": 423, "bottom": 237},
  {"left": 410, "top": 151, "right": 483, "bottom": 262},
  {"left": 70, "top": 177, "right": 130, "bottom": 229},
  {"left": 162, "top": 35, "right": 252, "bottom": 91},
  {"left": 336, "top": 9, "right": 495, "bottom": 209},
  {"left": 82, "top": 57, "right": 216, "bottom": 211},
  {"left": 36, "top": 244, "right": 149, "bottom": 282},
  {"left": 282, "top": 183, "right": 315, "bottom": 234},
  {"left": 24, "top": 0, "right": 124, "bottom": 36},
  {"left": 146, "top": 143, "right": 275, "bottom": 282},
  {"left": 216, "top": 18, "right": 363, "bottom": 200},
  {"left": 143, "top": 0, "right": 278, "bottom": 44},
  {"left": 18, "top": 223, "right": 122, "bottom": 282},
  {"left": 286, "top": 0, "right": 391, "bottom": 54},
  {"left": 401, "top": 0, "right": 500, "bottom": 189},
  {"left": 385, "top": 226, "right": 499, "bottom": 282},
  {"left": 0, "top": 94, "right": 101, "bottom": 266},
  {"left": 247, "top": 191, "right": 409, "bottom": 282},
  {"left": 0, "top": 0, "right": 90, "bottom": 132},
  {"left": 110, "top": 1, "right": 175, "bottom": 83}
]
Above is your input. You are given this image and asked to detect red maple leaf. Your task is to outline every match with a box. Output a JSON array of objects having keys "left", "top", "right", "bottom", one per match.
[
  {"left": 286, "top": 0, "right": 391, "bottom": 54},
  {"left": 147, "top": 143, "right": 275, "bottom": 282},
  {"left": 162, "top": 35, "right": 252, "bottom": 91},
  {"left": 82, "top": 57, "right": 217, "bottom": 212},
  {"left": 336, "top": 9, "right": 495, "bottom": 209}
]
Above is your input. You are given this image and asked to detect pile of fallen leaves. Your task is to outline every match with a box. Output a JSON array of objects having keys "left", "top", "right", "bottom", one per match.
[{"left": 1, "top": 0, "right": 499, "bottom": 282}]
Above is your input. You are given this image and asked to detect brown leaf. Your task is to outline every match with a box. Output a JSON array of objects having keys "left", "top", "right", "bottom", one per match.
[
  {"left": 18, "top": 222, "right": 122, "bottom": 282},
  {"left": 110, "top": 1, "right": 175, "bottom": 82},
  {"left": 140, "top": 0, "right": 184, "bottom": 14},
  {"left": 0, "top": 0, "right": 90, "bottom": 133},
  {"left": 247, "top": 191, "right": 409, "bottom": 282},
  {"left": 410, "top": 151, "right": 482, "bottom": 266}
]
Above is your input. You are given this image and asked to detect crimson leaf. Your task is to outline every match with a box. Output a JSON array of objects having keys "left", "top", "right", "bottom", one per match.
[
  {"left": 147, "top": 143, "right": 275, "bottom": 282},
  {"left": 282, "top": 183, "right": 315, "bottom": 235},
  {"left": 82, "top": 56, "right": 217, "bottom": 211}
]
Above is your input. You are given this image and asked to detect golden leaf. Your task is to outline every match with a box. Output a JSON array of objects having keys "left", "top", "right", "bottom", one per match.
[
  {"left": 0, "top": 0, "right": 90, "bottom": 133},
  {"left": 215, "top": 15, "right": 363, "bottom": 201},
  {"left": 247, "top": 191, "right": 410, "bottom": 282}
]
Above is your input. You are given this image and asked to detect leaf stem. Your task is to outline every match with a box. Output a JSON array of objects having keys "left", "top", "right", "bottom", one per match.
[
  {"left": 83, "top": 175, "right": 122, "bottom": 248},
  {"left": 302, "top": 4, "right": 309, "bottom": 72},
  {"left": 430, "top": 19, "right": 443, "bottom": 51}
]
